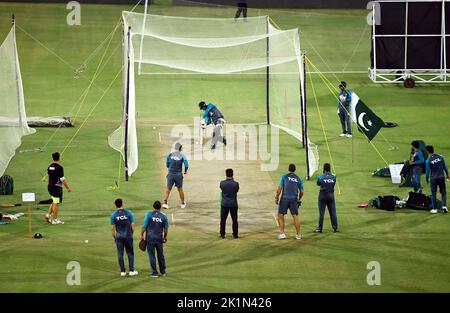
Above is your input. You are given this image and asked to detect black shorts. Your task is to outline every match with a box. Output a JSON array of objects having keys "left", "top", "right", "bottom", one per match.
[{"left": 48, "top": 185, "right": 63, "bottom": 203}]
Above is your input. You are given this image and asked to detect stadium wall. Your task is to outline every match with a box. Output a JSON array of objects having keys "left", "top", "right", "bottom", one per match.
[{"left": 0, "top": 0, "right": 371, "bottom": 9}]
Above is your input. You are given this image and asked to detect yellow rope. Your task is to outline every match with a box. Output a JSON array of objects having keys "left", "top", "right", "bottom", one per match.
[
  {"left": 72, "top": 22, "right": 120, "bottom": 124},
  {"left": 306, "top": 61, "right": 342, "bottom": 195},
  {"left": 61, "top": 68, "right": 122, "bottom": 156},
  {"left": 305, "top": 56, "right": 390, "bottom": 166}
]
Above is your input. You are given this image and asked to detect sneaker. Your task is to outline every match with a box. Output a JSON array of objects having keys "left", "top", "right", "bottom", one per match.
[
  {"left": 211, "top": 144, "right": 216, "bottom": 151},
  {"left": 346, "top": 134, "right": 353, "bottom": 138},
  {"left": 295, "top": 234, "right": 302, "bottom": 240},
  {"left": 44, "top": 214, "right": 52, "bottom": 224},
  {"left": 151, "top": 273, "right": 159, "bottom": 278},
  {"left": 333, "top": 229, "right": 339, "bottom": 233},
  {"left": 220, "top": 235, "right": 226, "bottom": 239},
  {"left": 223, "top": 137, "right": 227, "bottom": 146},
  {"left": 430, "top": 209, "right": 438, "bottom": 214},
  {"left": 278, "top": 233, "right": 286, "bottom": 240},
  {"left": 180, "top": 202, "right": 187, "bottom": 209},
  {"left": 52, "top": 219, "right": 64, "bottom": 225},
  {"left": 162, "top": 203, "right": 169, "bottom": 210},
  {"left": 443, "top": 206, "right": 448, "bottom": 213},
  {"left": 160, "top": 273, "right": 166, "bottom": 277},
  {"left": 233, "top": 235, "right": 239, "bottom": 240},
  {"left": 339, "top": 133, "right": 346, "bottom": 137},
  {"left": 120, "top": 272, "right": 126, "bottom": 277},
  {"left": 129, "top": 271, "right": 138, "bottom": 276},
  {"left": 314, "top": 228, "right": 322, "bottom": 233}
]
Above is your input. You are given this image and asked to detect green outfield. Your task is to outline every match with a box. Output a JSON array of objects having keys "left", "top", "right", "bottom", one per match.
[{"left": 0, "top": 2, "right": 449, "bottom": 292}]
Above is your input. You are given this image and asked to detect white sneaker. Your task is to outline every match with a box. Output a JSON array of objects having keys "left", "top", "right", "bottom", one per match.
[
  {"left": 295, "top": 234, "right": 302, "bottom": 240},
  {"left": 162, "top": 203, "right": 169, "bottom": 209},
  {"left": 339, "top": 133, "right": 346, "bottom": 137},
  {"left": 120, "top": 272, "right": 126, "bottom": 277},
  {"left": 346, "top": 134, "right": 353, "bottom": 138},
  {"left": 430, "top": 209, "right": 438, "bottom": 214},
  {"left": 442, "top": 206, "right": 448, "bottom": 213},
  {"left": 52, "top": 219, "right": 64, "bottom": 225},
  {"left": 129, "top": 271, "right": 138, "bottom": 276},
  {"left": 278, "top": 233, "right": 286, "bottom": 240},
  {"left": 180, "top": 202, "right": 187, "bottom": 209}
]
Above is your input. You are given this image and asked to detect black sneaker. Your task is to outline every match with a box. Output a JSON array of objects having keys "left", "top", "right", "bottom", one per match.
[
  {"left": 233, "top": 235, "right": 239, "bottom": 239},
  {"left": 211, "top": 144, "right": 216, "bottom": 151},
  {"left": 314, "top": 228, "right": 322, "bottom": 233},
  {"left": 220, "top": 235, "right": 225, "bottom": 239},
  {"left": 223, "top": 137, "right": 227, "bottom": 146},
  {"left": 333, "top": 229, "right": 339, "bottom": 233}
]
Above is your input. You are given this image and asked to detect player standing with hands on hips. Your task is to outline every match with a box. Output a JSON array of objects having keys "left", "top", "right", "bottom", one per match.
[
  {"left": 315, "top": 163, "right": 338, "bottom": 233},
  {"left": 199, "top": 101, "right": 227, "bottom": 151},
  {"left": 275, "top": 164, "right": 304, "bottom": 240},
  {"left": 44, "top": 152, "right": 71, "bottom": 225}
]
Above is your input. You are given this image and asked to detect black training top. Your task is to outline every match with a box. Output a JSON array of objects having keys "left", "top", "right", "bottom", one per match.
[
  {"left": 48, "top": 162, "right": 64, "bottom": 188},
  {"left": 220, "top": 178, "right": 239, "bottom": 208}
]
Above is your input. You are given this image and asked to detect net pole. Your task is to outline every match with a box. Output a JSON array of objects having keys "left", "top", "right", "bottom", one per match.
[
  {"left": 124, "top": 26, "right": 131, "bottom": 182},
  {"left": 300, "top": 52, "right": 306, "bottom": 149},
  {"left": 265, "top": 16, "right": 270, "bottom": 125},
  {"left": 11, "top": 14, "right": 23, "bottom": 128},
  {"left": 303, "top": 54, "right": 311, "bottom": 180},
  {"left": 138, "top": 0, "right": 149, "bottom": 75}
]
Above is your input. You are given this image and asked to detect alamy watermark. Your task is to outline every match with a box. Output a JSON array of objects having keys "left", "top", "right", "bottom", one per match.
[
  {"left": 167, "top": 118, "right": 280, "bottom": 171},
  {"left": 66, "top": 261, "right": 81, "bottom": 286},
  {"left": 366, "top": 261, "right": 381, "bottom": 286},
  {"left": 66, "top": 1, "right": 81, "bottom": 26}
]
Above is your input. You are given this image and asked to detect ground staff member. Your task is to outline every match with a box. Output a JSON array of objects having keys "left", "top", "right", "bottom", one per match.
[
  {"left": 111, "top": 198, "right": 138, "bottom": 277},
  {"left": 275, "top": 164, "right": 303, "bottom": 240},
  {"left": 219, "top": 168, "right": 240, "bottom": 239},
  {"left": 141, "top": 201, "right": 169, "bottom": 278},
  {"left": 315, "top": 163, "right": 338, "bottom": 233},
  {"left": 425, "top": 145, "right": 449, "bottom": 214}
]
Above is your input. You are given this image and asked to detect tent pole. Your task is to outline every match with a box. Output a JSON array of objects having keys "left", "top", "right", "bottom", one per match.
[
  {"left": 124, "top": 26, "right": 131, "bottom": 182},
  {"left": 303, "top": 54, "right": 310, "bottom": 180},
  {"left": 266, "top": 16, "right": 270, "bottom": 125},
  {"left": 11, "top": 14, "right": 23, "bottom": 128}
]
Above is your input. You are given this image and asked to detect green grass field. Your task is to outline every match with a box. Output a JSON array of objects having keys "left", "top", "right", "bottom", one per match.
[{"left": 0, "top": 2, "right": 449, "bottom": 292}]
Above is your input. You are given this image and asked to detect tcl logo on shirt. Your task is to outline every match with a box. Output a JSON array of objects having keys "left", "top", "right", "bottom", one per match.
[
  {"left": 324, "top": 179, "right": 335, "bottom": 183},
  {"left": 431, "top": 158, "right": 441, "bottom": 165},
  {"left": 116, "top": 216, "right": 129, "bottom": 221},
  {"left": 288, "top": 177, "right": 298, "bottom": 183},
  {"left": 152, "top": 217, "right": 163, "bottom": 223}
]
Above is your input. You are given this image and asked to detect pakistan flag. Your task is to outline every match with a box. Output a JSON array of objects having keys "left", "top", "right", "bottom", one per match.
[{"left": 350, "top": 93, "right": 385, "bottom": 141}]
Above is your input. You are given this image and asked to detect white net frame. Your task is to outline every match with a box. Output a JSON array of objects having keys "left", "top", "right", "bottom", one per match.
[{"left": 108, "top": 12, "right": 319, "bottom": 179}]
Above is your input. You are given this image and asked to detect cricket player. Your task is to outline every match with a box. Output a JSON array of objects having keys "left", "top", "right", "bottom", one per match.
[
  {"left": 110, "top": 198, "right": 138, "bottom": 277},
  {"left": 425, "top": 145, "right": 449, "bottom": 214},
  {"left": 275, "top": 164, "right": 303, "bottom": 240},
  {"left": 336, "top": 81, "right": 352, "bottom": 138},
  {"left": 315, "top": 163, "right": 338, "bottom": 233},
  {"left": 409, "top": 141, "right": 425, "bottom": 193},
  {"left": 141, "top": 201, "right": 169, "bottom": 278},
  {"left": 163, "top": 143, "right": 188, "bottom": 210},
  {"left": 199, "top": 101, "right": 227, "bottom": 150},
  {"left": 44, "top": 152, "right": 71, "bottom": 225}
]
